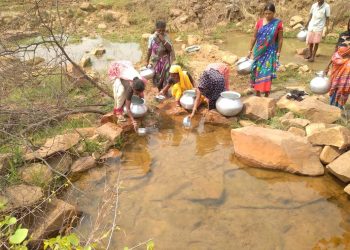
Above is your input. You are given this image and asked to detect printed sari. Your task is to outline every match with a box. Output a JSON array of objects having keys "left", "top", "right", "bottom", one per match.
[
  {"left": 148, "top": 33, "right": 175, "bottom": 91},
  {"left": 251, "top": 18, "right": 282, "bottom": 92},
  {"left": 329, "top": 46, "right": 350, "bottom": 109},
  {"left": 169, "top": 65, "right": 193, "bottom": 101}
]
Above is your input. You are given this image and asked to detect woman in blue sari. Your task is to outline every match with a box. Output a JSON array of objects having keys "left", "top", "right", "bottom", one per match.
[{"left": 248, "top": 3, "right": 283, "bottom": 97}]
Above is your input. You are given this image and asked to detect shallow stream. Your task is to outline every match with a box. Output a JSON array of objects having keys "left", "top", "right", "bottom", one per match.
[{"left": 67, "top": 114, "right": 350, "bottom": 250}]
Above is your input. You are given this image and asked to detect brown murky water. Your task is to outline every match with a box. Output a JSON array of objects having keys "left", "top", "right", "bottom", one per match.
[
  {"left": 220, "top": 31, "right": 335, "bottom": 71},
  {"left": 21, "top": 37, "right": 142, "bottom": 72},
  {"left": 67, "top": 114, "right": 350, "bottom": 250}
]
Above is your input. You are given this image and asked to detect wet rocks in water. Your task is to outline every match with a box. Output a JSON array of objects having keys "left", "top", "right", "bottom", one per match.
[
  {"left": 80, "top": 55, "right": 91, "bottom": 68},
  {"left": 96, "top": 122, "right": 123, "bottom": 141},
  {"left": 100, "top": 149, "right": 122, "bottom": 161},
  {"left": 204, "top": 109, "right": 237, "bottom": 126},
  {"left": 91, "top": 47, "right": 106, "bottom": 56},
  {"left": 19, "top": 163, "right": 53, "bottom": 187},
  {"left": 30, "top": 199, "right": 79, "bottom": 245},
  {"left": 277, "top": 95, "right": 341, "bottom": 124},
  {"left": 327, "top": 151, "right": 350, "bottom": 183},
  {"left": 71, "top": 156, "right": 96, "bottom": 174},
  {"left": 231, "top": 126, "right": 324, "bottom": 176},
  {"left": 320, "top": 145, "right": 342, "bottom": 164},
  {"left": 5, "top": 184, "right": 43, "bottom": 210},
  {"left": 25, "top": 133, "right": 80, "bottom": 161},
  {"left": 242, "top": 96, "right": 276, "bottom": 120},
  {"left": 307, "top": 126, "right": 350, "bottom": 149}
]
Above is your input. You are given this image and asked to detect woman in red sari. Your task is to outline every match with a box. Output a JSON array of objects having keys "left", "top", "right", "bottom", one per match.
[
  {"left": 325, "top": 18, "right": 350, "bottom": 109},
  {"left": 248, "top": 3, "right": 283, "bottom": 97}
]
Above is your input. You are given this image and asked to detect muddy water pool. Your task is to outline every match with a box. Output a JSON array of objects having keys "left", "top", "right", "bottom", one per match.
[
  {"left": 220, "top": 31, "right": 335, "bottom": 71},
  {"left": 67, "top": 114, "right": 350, "bottom": 250},
  {"left": 20, "top": 37, "right": 142, "bottom": 72}
]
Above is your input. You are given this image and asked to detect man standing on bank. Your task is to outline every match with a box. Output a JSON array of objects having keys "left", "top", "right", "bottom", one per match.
[{"left": 305, "top": 0, "right": 330, "bottom": 62}]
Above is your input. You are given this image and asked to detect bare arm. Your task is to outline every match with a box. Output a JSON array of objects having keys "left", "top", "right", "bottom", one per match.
[
  {"left": 277, "top": 29, "right": 283, "bottom": 56},
  {"left": 190, "top": 88, "right": 202, "bottom": 118},
  {"left": 146, "top": 48, "right": 152, "bottom": 65}
]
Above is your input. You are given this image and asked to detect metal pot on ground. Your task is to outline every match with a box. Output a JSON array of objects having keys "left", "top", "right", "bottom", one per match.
[
  {"left": 236, "top": 57, "right": 253, "bottom": 75},
  {"left": 124, "top": 95, "right": 148, "bottom": 118},
  {"left": 216, "top": 91, "right": 244, "bottom": 117},
  {"left": 310, "top": 71, "right": 330, "bottom": 95},
  {"left": 180, "top": 89, "right": 196, "bottom": 110}
]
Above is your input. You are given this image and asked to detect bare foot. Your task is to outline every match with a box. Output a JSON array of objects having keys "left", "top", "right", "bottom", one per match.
[{"left": 308, "top": 58, "right": 315, "bottom": 62}]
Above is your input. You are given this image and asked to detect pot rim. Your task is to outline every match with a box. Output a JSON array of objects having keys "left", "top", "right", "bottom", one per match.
[
  {"left": 183, "top": 89, "right": 196, "bottom": 96},
  {"left": 220, "top": 91, "right": 241, "bottom": 100}
]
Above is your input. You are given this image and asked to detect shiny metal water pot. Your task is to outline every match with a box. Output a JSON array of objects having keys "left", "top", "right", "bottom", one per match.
[
  {"left": 236, "top": 57, "right": 253, "bottom": 75},
  {"left": 297, "top": 29, "right": 307, "bottom": 42},
  {"left": 124, "top": 95, "right": 148, "bottom": 118},
  {"left": 310, "top": 71, "right": 330, "bottom": 95},
  {"left": 216, "top": 91, "right": 244, "bottom": 117},
  {"left": 139, "top": 67, "right": 155, "bottom": 80},
  {"left": 180, "top": 89, "right": 196, "bottom": 110}
]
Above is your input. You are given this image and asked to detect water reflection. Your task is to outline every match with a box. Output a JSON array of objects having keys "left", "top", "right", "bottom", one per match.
[{"left": 67, "top": 118, "right": 350, "bottom": 250}]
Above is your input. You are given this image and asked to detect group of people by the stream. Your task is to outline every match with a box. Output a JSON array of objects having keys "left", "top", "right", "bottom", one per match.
[{"left": 108, "top": 0, "right": 350, "bottom": 131}]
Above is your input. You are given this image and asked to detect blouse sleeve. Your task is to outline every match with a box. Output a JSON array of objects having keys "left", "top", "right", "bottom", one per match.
[
  {"left": 277, "top": 21, "right": 283, "bottom": 32},
  {"left": 255, "top": 19, "right": 262, "bottom": 30}
]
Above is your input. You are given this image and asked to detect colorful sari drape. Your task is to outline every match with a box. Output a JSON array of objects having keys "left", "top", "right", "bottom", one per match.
[
  {"left": 251, "top": 18, "right": 281, "bottom": 92},
  {"left": 149, "top": 34, "right": 174, "bottom": 91},
  {"left": 329, "top": 46, "right": 350, "bottom": 108},
  {"left": 169, "top": 65, "right": 193, "bottom": 101}
]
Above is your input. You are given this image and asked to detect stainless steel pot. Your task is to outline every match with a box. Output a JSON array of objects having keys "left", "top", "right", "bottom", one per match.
[
  {"left": 297, "top": 29, "right": 307, "bottom": 42},
  {"left": 310, "top": 71, "right": 330, "bottom": 95},
  {"left": 124, "top": 95, "right": 148, "bottom": 118},
  {"left": 139, "top": 67, "right": 155, "bottom": 80},
  {"left": 180, "top": 89, "right": 196, "bottom": 110},
  {"left": 216, "top": 91, "right": 243, "bottom": 117},
  {"left": 236, "top": 57, "right": 253, "bottom": 75}
]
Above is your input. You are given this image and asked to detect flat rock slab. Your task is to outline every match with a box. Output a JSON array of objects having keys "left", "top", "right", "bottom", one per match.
[
  {"left": 19, "top": 163, "right": 53, "bottom": 187},
  {"left": 46, "top": 153, "right": 73, "bottom": 175},
  {"left": 25, "top": 133, "right": 80, "bottom": 161},
  {"left": 277, "top": 95, "right": 341, "bottom": 123},
  {"left": 71, "top": 156, "right": 96, "bottom": 174},
  {"left": 320, "top": 145, "right": 342, "bottom": 164},
  {"left": 288, "top": 127, "right": 306, "bottom": 137},
  {"left": 231, "top": 126, "right": 324, "bottom": 176},
  {"left": 327, "top": 151, "right": 350, "bottom": 183},
  {"left": 96, "top": 122, "right": 123, "bottom": 141}
]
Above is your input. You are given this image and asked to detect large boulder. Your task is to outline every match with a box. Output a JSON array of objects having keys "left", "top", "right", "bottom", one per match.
[
  {"left": 30, "top": 199, "right": 79, "bottom": 243},
  {"left": 5, "top": 184, "right": 43, "bottom": 209},
  {"left": 96, "top": 122, "right": 123, "bottom": 141},
  {"left": 327, "top": 151, "right": 350, "bottom": 183},
  {"left": 19, "top": 163, "right": 53, "bottom": 187},
  {"left": 231, "top": 126, "right": 324, "bottom": 176},
  {"left": 307, "top": 126, "right": 350, "bottom": 149},
  {"left": 242, "top": 96, "right": 276, "bottom": 120},
  {"left": 25, "top": 133, "right": 80, "bottom": 161},
  {"left": 320, "top": 146, "right": 342, "bottom": 164},
  {"left": 277, "top": 95, "right": 341, "bottom": 123}
]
